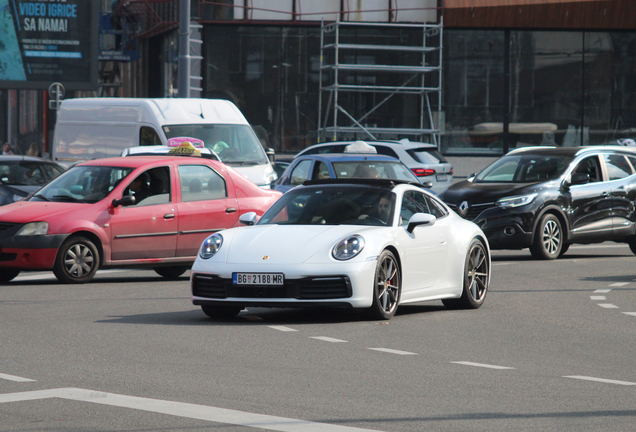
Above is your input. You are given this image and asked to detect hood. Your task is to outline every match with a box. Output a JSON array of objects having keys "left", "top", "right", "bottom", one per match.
[
  {"left": 0, "top": 201, "right": 88, "bottom": 223},
  {"left": 225, "top": 224, "right": 372, "bottom": 264},
  {"left": 1, "top": 184, "right": 39, "bottom": 197},
  {"left": 441, "top": 180, "right": 554, "bottom": 205},
  {"left": 228, "top": 163, "right": 275, "bottom": 187}
]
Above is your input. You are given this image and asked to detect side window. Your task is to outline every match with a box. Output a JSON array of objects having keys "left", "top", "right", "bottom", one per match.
[
  {"left": 373, "top": 145, "right": 399, "bottom": 158},
  {"left": 124, "top": 166, "right": 171, "bottom": 206},
  {"left": 628, "top": 156, "right": 636, "bottom": 172},
  {"left": 290, "top": 160, "right": 312, "bottom": 186},
  {"left": 604, "top": 154, "right": 632, "bottom": 180},
  {"left": 572, "top": 156, "right": 601, "bottom": 183},
  {"left": 313, "top": 161, "right": 330, "bottom": 180},
  {"left": 178, "top": 165, "right": 228, "bottom": 202},
  {"left": 399, "top": 191, "right": 431, "bottom": 226},
  {"left": 140, "top": 127, "right": 162, "bottom": 146},
  {"left": 426, "top": 195, "right": 448, "bottom": 218}
]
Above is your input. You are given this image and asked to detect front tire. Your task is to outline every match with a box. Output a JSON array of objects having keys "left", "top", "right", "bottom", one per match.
[
  {"left": 154, "top": 266, "right": 189, "bottom": 279},
  {"left": 53, "top": 236, "right": 100, "bottom": 284},
  {"left": 0, "top": 269, "right": 20, "bottom": 283},
  {"left": 367, "top": 250, "right": 401, "bottom": 320},
  {"left": 201, "top": 305, "right": 242, "bottom": 319},
  {"left": 443, "top": 238, "right": 489, "bottom": 309},
  {"left": 530, "top": 213, "right": 563, "bottom": 260}
]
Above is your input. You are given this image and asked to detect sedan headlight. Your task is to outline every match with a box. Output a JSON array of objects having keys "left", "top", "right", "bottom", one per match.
[
  {"left": 496, "top": 193, "right": 538, "bottom": 209},
  {"left": 332, "top": 235, "right": 365, "bottom": 261},
  {"left": 16, "top": 222, "right": 49, "bottom": 236},
  {"left": 200, "top": 233, "right": 223, "bottom": 259}
]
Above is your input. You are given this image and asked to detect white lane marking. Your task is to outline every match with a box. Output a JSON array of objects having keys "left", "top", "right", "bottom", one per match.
[
  {"left": 594, "top": 289, "right": 612, "bottom": 293},
  {"left": 0, "top": 388, "right": 384, "bottom": 432},
  {"left": 569, "top": 244, "right": 629, "bottom": 249},
  {"left": 268, "top": 326, "right": 297, "bottom": 332},
  {"left": 14, "top": 270, "right": 127, "bottom": 282},
  {"left": 563, "top": 376, "right": 636, "bottom": 386},
  {"left": 368, "top": 348, "right": 416, "bottom": 356},
  {"left": 597, "top": 303, "right": 619, "bottom": 309},
  {"left": 609, "top": 282, "right": 630, "bottom": 287},
  {"left": 310, "top": 337, "right": 347, "bottom": 343},
  {"left": 0, "top": 373, "right": 36, "bottom": 382},
  {"left": 590, "top": 296, "right": 606, "bottom": 301},
  {"left": 451, "top": 361, "right": 515, "bottom": 370},
  {"left": 622, "top": 312, "right": 636, "bottom": 316}
]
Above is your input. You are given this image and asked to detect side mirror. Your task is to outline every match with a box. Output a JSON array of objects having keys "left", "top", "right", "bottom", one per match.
[
  {"left": 407, "top": 213, "right": 436, "bottom": 233},
  {"left": 421, "top": 181, "right": 433, "bottom": 189},
  {"left": 112, "top": 195, "right": 136, "bottom": 207},
  {"left": 266, "top": 148, "right": 276, "bottom": 163},
  {"left": 239, "top": 211, "right": 258, "bottom": 226},
  {"left": 569, "top": 172, "right": 590, "bottom": 186}
]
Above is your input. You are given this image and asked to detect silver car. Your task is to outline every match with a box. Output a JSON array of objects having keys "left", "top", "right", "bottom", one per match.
[{"left": 295, "top": 139, "right": 453, "bottom": 193}]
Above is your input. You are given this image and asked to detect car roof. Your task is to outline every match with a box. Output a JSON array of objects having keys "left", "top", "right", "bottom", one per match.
[
  {"left": 507, "top": 145, "right": 636, "bottom": 157},
  {"left": 296, "top": 154, "right": 400, "bottom": 162},
  {"left": 76, "top": 155, "right": 225, "bottom": 169},
  {"left": 122, "top": 145, "right": 221, "bottom": 161},
  {"left": 302, "top": 178, "right": 427, "bottom": 190},
  {"left": 0, "top": 155, "right": 61, "bottom": 164},
  {"left": 299, "top": 139, "right": 438, "bottom": 154}
]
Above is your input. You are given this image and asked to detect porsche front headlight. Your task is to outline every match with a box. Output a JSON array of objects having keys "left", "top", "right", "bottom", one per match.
[
  {"left": 200, "top": 233, "right": 223, "bottom": 259},
  {"left": 332, "top": 235, "right": 365, "bottom": 261},
  {"left": 16, "top": 222, "right": 48, "bottom": 236},
  {"left": 496, "top": 193, "right": 538, "bottom": 209}
]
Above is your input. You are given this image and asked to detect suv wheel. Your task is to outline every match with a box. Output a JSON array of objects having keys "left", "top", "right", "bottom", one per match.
[{"left": 530, "top": 214, "right": 562, "bottom": 260}]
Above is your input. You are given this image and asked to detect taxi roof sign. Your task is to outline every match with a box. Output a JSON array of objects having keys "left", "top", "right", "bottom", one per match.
[{"left": 168, "top": 142, "right": 202, "bottom": 156}]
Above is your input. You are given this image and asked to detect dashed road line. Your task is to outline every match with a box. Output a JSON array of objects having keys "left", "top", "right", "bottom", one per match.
[
  {"left": 268, "top": 326, "right": 297, "bottom": 332},
  {"left": 0, "top": 388, "right": 384, "bottom": 432},
  {"left": 0, "top": 373, "right": 36, "bottom": 382},
  {"left": 451, "top": 361, "right": 515, "bottom": 370},
  {"left": 593, "top": 289, "right": 612, "bottom": 294},
  {"left": 590, "top": 296, "right": 606, "bottom": 300},
  {"left": 609, "top": 282, "right": 630, "bottom": 287},
  {"left": 563, "top": 376, "right": 636, "bottom": 386},
  {"left": 622, "top": 312, "right": 636, "bottom": 316},
  {"left": 368, "top": 348, "right": 416, "bottom": 355},
  {"left": 310, "top": 336, "right": 347, "bottom": 343},
  {"left": 597, "top": 303, "right": 619, "bottom": 309}
]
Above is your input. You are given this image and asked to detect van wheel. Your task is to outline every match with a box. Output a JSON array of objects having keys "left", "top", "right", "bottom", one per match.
[{"left": 53, "top": 236, "right": 100, "bottom": 284}]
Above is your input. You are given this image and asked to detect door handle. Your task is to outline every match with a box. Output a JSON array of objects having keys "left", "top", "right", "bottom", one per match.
[
  {"left": 226, "top": 208, "right": 237, "bottom": 213},
  {"left": 164, "top": 213, "right": 175, "bottom": 219}
]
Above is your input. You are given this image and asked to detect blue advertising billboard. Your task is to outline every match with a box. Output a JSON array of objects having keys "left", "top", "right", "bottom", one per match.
[{"left": 0, "top": 0, "right": 98, "bottom": 90}]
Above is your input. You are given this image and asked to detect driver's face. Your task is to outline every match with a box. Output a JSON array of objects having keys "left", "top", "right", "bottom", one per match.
[{"left": 377, "top": 198, "right": 391, "bottom": 220}]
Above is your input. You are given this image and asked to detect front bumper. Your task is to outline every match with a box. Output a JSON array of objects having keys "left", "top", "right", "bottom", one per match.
[
  {"left": 191, "top": 259, "right": 377, "bottom": 309},
  {"left": 0, "top": 234, "right": 68, "bottom": 269},
  {"left": 467, "top": 207, "right": 535, "bottom": 250}
]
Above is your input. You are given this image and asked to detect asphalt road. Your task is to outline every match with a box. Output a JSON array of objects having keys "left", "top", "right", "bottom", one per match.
[{"left": 1, "top": 243, "right": 635, "bottom": 432}]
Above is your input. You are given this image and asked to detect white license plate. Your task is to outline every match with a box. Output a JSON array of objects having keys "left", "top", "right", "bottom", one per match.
[
  {"left": 436, "top": 174, "right": 448, "bottom": 182},
  {"left": 233, "top": 273, "right": 284, "bottom": 285}
]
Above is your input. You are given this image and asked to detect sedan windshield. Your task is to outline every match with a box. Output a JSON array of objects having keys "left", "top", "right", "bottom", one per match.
[
  {"left": 258, "top": 186, "right": 396, "bottom": 226},
  {"left": 29, "top": 166, "right": 134, "bottom": 203},
  {"left": 475, "top": 154, "right": 571, "bottom": 183},
  {"left": 162, "top": 124, "right": 268, "bottom": 165},
  {"left": 0, "top": 161, "right": 64, "bottom": 186},
  {"left": 332, "top": 161, "right": 418, "bottom": 182}
]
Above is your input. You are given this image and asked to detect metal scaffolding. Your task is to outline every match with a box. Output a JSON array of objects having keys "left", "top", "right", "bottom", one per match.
[{"left": 318, "top": 18, "right": 443, "bottom": 145}]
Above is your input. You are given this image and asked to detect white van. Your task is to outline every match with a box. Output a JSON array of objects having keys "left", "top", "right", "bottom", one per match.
[{"left": 52, "top": 98, "right": 277, "bottom": 188}]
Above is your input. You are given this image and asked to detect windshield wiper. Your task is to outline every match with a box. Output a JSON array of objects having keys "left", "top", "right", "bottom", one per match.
[
  {"left": 52, "top": 195, "right": 87, "bottom": 203},
  {"left": 32, "top": 194, "right": 51, "bottom": 201},
  {"left": 226, "top": 161, "right": 259, "bottom": 166}
]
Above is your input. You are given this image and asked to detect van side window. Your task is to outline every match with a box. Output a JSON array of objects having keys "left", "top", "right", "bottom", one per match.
[{"left": 140, "top": 127, "right": 162, "bottom": 146}]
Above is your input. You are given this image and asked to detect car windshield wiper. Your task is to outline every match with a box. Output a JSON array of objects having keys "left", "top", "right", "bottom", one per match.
[
  {"left": 52, "top": 195, "right": 88, "bottom": 203},
  {"left": 225, "top": 161, "right": 259, "bottom": 166},
  {"left": 32, "top": 194, "right": 51, "bottom": 201}
]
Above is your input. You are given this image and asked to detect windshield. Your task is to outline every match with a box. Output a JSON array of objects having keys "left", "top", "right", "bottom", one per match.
[
  {"left": 258, "top": 186, "right": 396, "bottom": 226},
  {"left": 475, "top": 154, "right": 571, "bottom": 183},
  {"left": 0, "top": 161, "right": 64, "bottom": 186},
  {"left": 332, "top": 161, "right": 418, "bottom": 182},
  {"left": 162, "top": 124, "right": 268, "bottom": 165},
  {"left": 29, "top": 165, "right": 134, "bottom": 203}
]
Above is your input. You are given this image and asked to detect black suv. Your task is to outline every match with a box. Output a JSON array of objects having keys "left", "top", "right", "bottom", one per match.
[{"left": 439, "top": 146, "right": 636, "bottom": 259}]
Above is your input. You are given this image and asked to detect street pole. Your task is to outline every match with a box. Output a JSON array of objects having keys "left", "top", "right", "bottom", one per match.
[{"left": 178, "top": 0, "right": 190, "bottom": 98}]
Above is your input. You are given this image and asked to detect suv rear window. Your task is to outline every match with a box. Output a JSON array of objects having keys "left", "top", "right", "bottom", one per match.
[{"left": 407, "top": 148, "right": 447, "bottom": 164}]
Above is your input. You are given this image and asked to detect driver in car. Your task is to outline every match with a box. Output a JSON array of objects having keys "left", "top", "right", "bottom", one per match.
[{"left": 359, "top": 196, "right": 392, "bottom": 224}]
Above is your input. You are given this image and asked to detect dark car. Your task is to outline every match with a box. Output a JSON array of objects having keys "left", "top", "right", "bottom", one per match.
[
  {"left": 0, "top": 156, "right": 66, "bottom": 205},
  {"left": 439, "top": 146, "right": 636, "bottom": 259},
  {"left": 272, "top": 153, "right": 420, "bottom": 193}
]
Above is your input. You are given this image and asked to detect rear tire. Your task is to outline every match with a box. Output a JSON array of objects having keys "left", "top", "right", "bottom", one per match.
[
  {"left": 53, "top": 236, "right": 100, "bottom": 284},
  {"left": 530, "top": 214, "right": 562, "bottom": 260},
  {"left": 443, "top": 238, "right": 489, "bottom": 309},
  {"left": 0, "top": 269, "right": 20, "bottom": 283},
  {"left": 154, "top": 266, "right": 189, "bottom": 279},
  {"left": 201, "top": 305, "right": 242, "bottom": 319}
]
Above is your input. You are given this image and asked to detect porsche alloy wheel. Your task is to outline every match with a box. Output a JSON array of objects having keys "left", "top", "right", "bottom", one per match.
[
  {"left": 530, "top": 214, "right": 562, "bottom": 260},
  {"left": 443, "top": 239, "right": 489, "bottom": 309},
  {"left": 53, "top": 236, "right": 100, "bottom": 284},
  {"left": 368, "top": 250, "right": 401, "bottom": 320}
]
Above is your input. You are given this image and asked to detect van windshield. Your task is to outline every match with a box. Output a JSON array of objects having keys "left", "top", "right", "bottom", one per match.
[{"left": 162, "top": 124, "right": 268, "bottom": 165}]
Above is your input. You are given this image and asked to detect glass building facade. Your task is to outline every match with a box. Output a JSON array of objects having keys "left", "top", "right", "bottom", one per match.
[{"left": 202, "top": 26, "right": 636, "bottom": 156}]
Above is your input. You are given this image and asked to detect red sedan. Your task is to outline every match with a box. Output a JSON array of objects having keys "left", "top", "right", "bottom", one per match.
[{"left": 0, "top": 155, "right": 281, "bottom": 283}]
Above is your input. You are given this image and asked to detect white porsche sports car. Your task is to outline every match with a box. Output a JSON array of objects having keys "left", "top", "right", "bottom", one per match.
[{"left": 191, "top": 179, "right": 490, "bottom": 320}]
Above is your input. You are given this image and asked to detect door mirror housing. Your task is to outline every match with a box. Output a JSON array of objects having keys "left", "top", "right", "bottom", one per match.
[
  {"left": 239, "top": 212, "right": 258, "bottom": 226},
  {"left": 407, "top": 213, "right": 436, "bottom": 233},
  {"left": 112, "top": 195, "right": 136, "bottom": 207}
]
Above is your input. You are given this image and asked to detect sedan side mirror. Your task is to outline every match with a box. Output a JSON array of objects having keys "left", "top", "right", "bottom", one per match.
[
  {"left": 407, "top": 213, "right": 436, "bottom": 233},
  {"left": 112, "top": 195, "right": 136, "bottom": 207},
  {"left": 239, "top": 212, "right": 258, "bottom": 226}
]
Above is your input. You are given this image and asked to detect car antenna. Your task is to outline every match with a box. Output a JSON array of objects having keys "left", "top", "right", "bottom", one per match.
[{"left": 199, "top": 103, "right": 205, "bottom": 119}]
